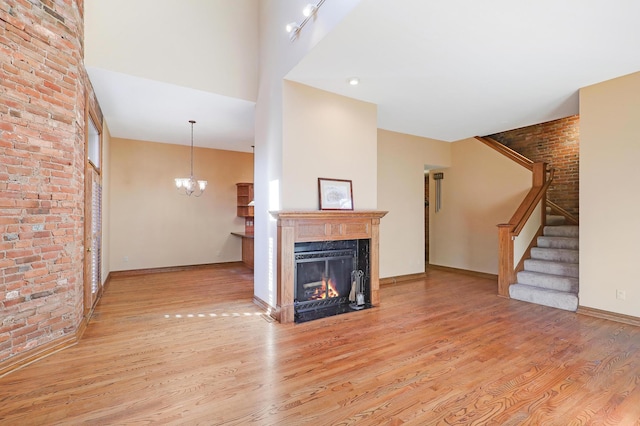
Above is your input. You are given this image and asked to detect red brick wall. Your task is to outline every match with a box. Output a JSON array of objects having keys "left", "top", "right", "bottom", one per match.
[
  {"left": 487, "top": 115, "right": 580, "bottom": 218},
  {"left": 0, "top": 0, "right": 99, "bottom": 365}
]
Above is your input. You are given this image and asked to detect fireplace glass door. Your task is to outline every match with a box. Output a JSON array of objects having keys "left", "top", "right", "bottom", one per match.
[{"left": 294, "top": 249, "right": 355, "bottom": 311}]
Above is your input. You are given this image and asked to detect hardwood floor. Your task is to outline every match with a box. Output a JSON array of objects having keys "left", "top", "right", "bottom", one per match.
[{"left": 1, "top": 264, "right": 640, "bottom": 425}]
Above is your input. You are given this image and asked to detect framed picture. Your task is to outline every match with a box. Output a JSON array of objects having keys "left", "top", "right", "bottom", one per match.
[{"left": 318, "top": 178, "right": 353, "bottom": 210}]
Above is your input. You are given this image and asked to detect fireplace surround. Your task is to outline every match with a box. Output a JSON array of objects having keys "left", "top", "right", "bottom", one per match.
[{"left": 270, "top": 210, "right": 387, "bottom": 323}]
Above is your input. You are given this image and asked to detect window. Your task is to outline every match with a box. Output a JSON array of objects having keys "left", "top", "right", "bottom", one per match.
[{"left": 88, "top": 115, "right": 100, "bottom": 169}]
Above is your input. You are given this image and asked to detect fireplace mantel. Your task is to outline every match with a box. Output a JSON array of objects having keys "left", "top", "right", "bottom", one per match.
[{"left": 270, "top": 210, "right": 387, "bottom": 323}]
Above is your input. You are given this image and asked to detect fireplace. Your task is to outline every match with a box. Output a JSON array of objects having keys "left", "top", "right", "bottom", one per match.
[
  {"left": 269, "top": 210, "right": 387, "bottom": 323},
  {"left": 294, "top": 240, "right": 371, "bottom": 323}
]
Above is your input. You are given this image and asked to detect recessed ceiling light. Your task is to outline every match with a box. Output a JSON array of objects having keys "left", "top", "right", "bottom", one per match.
[{"left": 348, "top": 77, "right": 360, "bottom": 86}]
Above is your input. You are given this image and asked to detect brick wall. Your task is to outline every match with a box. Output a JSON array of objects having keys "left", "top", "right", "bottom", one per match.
[
  {"left": 0, "top": 0, "right": 99, "bottom": 366},
  {"left": 488, "top": 115, "right": 580, "bottom": 218}
]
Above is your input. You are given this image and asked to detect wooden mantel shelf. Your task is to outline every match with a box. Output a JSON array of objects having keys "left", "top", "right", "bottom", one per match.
[
  {"left": 271, "top": 210, "right": 388, "bottom": 219},
  {"left": 270, "top": 210, "right": 388, "bottom": 323}
]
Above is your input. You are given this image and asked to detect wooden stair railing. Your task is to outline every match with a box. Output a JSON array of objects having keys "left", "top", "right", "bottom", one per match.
[
  {"left": 475, "top": 136, "right": 534, "bottom": 171},
  {"left": 496, "top": 163, "right": 554, "bottom": 297},
  {"left": 547, "top": 199, "right": 579, "bottom": 225}
]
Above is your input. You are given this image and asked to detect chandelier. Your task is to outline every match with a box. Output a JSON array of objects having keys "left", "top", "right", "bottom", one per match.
[{"left": 175, "top": 120, "right": 207, "bottom": 196}]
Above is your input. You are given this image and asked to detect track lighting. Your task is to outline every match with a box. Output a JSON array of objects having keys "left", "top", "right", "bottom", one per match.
[
  {"left": 285, "top": 0, "right": 326, "bottom": 42},
  {"left": 286, "top": 22, "right": 300, "bottom": 34},
  {"left": 302, "top": 4, "right": 318, "bottom": 17}
]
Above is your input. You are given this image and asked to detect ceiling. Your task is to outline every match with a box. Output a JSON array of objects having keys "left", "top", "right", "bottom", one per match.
[
  {"left": 88, "top": 0, "right": 640, "bottom": 150},
  {"left": 87, "top": 67, "right": 256, "bottom": 151}
]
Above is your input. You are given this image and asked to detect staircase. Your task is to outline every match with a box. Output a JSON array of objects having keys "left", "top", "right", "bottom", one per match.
[{"left": 509, "top": 211, "right": 579, "bottom": 311}]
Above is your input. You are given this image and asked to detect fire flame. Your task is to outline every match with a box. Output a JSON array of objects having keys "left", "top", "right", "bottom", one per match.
[{"left": 308, "top": 277, "right": 339, "bottom": 300}]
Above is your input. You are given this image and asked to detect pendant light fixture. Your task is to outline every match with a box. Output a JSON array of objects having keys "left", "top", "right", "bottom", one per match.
[{"left": 174, "top": 120, "right": 207, "bottom": 197}]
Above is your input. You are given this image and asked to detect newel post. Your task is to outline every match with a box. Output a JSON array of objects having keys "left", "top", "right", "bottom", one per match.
[
  {"left": 533, "top": 162, "right": 548, "bottom": 227},
  {"left": 497, "top": 224, "right": 513, "bottom": 298}
]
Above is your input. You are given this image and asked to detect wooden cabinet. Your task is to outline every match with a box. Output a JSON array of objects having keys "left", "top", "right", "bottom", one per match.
[
  {"left": 231, "top": 232, "right": 254, "bottom": 270},
  {"left": 241, "top": 236, "right": 254, "bottom": 269},
  {"left": 236, "top": 183, "right": 254, "bottom": 217}
]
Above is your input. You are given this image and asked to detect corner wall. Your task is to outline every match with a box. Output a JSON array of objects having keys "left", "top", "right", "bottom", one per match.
[{"left": 579, "top": 71, "right": 640, "bottom": 318}]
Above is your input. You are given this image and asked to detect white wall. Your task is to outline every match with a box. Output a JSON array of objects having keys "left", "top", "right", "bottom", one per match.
[
  {"left": 254, "top": 0, "right": 364, "bottom": 307},
  {"left": 377, "top": 130, "right": 451, "bottom": 279},
  {"left": 84, "top": 0, "right": 259, "bottom": 101},
  {"left": 429, "top": 138, "right": 531, "bottom": 275},
  {"left": 579, "top": 71, "right": 640, "bottom": 317}
]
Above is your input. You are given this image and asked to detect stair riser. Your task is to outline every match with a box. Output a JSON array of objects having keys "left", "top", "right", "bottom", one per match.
[
  {"left": 530, "top": 248, "right": 579, "bottom": 263},
  {"left": 546, "top": 215, "right": 566, "bottom": 226},
  {"left": 524, "top": 259, "right": 579, "bottom": 277},
  {"left": 544, "top": 226, "right": 579, "bottom": 238},
  {"left": 509, "top": 284, "right": 578, "bottom": 312},
  {"left": 516, "top": 271, "right": 578, "bottom": 293},
  {"left": 537, "top": 236, "right": 579, "bottom": 250}
]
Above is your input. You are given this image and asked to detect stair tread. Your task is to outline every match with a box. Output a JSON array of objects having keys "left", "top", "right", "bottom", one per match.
[
  {"left": 539, "top": 236, "right": 579, "bottom": 240},
  {"left": 524, "top": 258, "right": 579, "bottom": 278},
  {"left": 544, "top": 225, "right": 579, "bottom": 237},
  {"left": 517, "top": 270, "right": 579, "bottom": 280},
  {"left": 516, "top": 270, "right": 579, "bottom": 292},
  {"left": 537, "top": 236, "right": 579, "bottom": 249},
  {"left": 530, "top": 247, "right": 579, "bottom": 263},
  {"left": 511, "top": 283, "right": 577, "bottom": 295},
  {"left": 525, "top": 258, "right": 579, "bottom": 266}
]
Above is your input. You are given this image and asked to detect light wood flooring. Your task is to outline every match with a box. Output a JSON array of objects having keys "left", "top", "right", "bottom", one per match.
[{"left": 1, "top": 264, "right": 640, "bottom": 425}]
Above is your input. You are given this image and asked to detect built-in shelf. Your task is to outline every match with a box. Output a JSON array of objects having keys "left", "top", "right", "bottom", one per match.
[
  {"left": 236, "top": 183, "right": 254, "bottom": 218},
  {"left": 235, "top": 183, "right": 255, "bottom": 269}
]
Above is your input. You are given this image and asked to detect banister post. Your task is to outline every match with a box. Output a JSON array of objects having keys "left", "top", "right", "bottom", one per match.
[
  {"left": 532, "top": 162, "right": 547, "bottom": 186},
  {"left": 533, "top": 162, "right": 548, "bottom": 227},
  {"left": 497, "top": 224, "right": 514, "bottom": 298}
]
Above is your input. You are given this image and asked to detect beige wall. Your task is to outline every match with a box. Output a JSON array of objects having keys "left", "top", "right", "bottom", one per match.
[
  {"left": 579, "top": 71, "right": 640, "bottom": 317},
  {"left": 109, "top": 138, "right": 253, "bottom": 271},
  {"left": 282, "top": 81, "right": 378, "bottom": 210},
  {"left": 85, "top": 0, "right": 259, "bottom": 101},
  {"left": 429, "top": 138, "right": 531, "bottom": 275},
  {"left": 377, "top": 130, "right": 451, "bottom": 278}
]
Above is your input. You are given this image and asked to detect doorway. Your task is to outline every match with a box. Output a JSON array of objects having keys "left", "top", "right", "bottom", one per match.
[{"left": 424, "top": 172, "right": 429, "bottom": 264}]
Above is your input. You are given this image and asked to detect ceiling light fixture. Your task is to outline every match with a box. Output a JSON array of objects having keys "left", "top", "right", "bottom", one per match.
[
  {"left": 286, "top": 0, "right": 326, "bottom": 41},
  {"left": 302, "top": 4, "right": 318, "bottom": 17},
  {"left": 175, "top": 120, "right": 207, "bottom": 197},
  {"left": 348, "top": 77, "right": 360, "bottom": 86},
  {"left": 286, "top": 22, "right": 300, "bottom": 34}
]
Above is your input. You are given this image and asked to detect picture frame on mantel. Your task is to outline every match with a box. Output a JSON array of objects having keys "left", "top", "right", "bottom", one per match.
[{"left": 318, "top": 178, "right": 353, "bottom": 210}]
